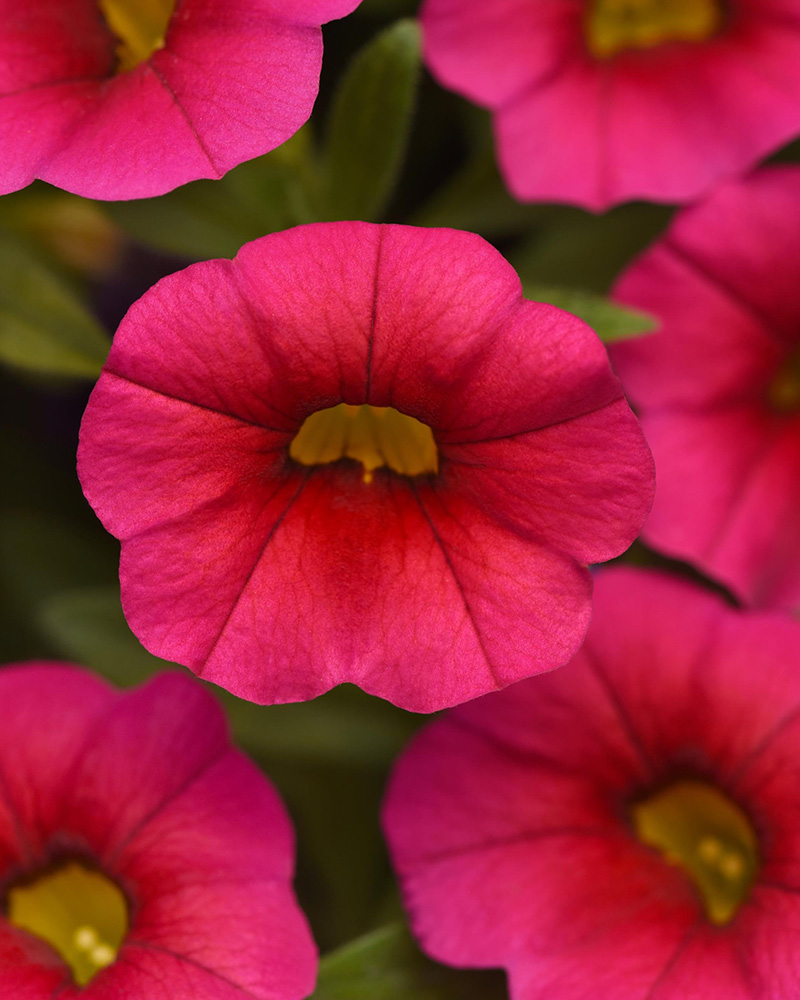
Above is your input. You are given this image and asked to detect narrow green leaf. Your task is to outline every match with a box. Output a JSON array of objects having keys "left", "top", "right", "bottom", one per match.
[
  {"left": 313, "top": 924, "right": 507, "bottom": 1000},
  {"left": 523, "top": 285, "right": 658, "bottom": 342},
  {"left": 0, "top": 235, "right": 110, "bottom": 377},
  {"left": 323, "top": 20, "right": 421, "bottom": 221}
]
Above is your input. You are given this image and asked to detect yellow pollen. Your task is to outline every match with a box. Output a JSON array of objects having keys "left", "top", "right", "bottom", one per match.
[
  {"left": 768, "top": 349, "right": 800, "bottom": 414},
  {"left": 586, "top": 0, "right": 724, "bottom": 59},
  {"left": 6, "top": 862, "right": 128, "bottom": 987},
  {"left": 632, "top": 781, "right": 759, "bottom": 926},
  {"left": 290, "top": 403, "right": 438, "bottom": 482},
  {"left": 97, "top": 0, "right": 176, "bottom": 72}
]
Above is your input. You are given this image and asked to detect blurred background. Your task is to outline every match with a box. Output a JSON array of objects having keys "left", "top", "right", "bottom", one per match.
[{"left": 4, "top": 1, "right": 797, "bottom": 994}]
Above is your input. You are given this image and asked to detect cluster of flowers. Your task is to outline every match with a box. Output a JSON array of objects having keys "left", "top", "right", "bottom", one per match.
[{"left": 4, "top": 0, "right": 800, "bottom": 997}]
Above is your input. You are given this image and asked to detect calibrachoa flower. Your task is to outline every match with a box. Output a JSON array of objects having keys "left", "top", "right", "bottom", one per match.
[
  {"left": 384, "top": 567, "right": 800, "bottom": 999},
  {"left": 77, "top": 222, "right": 653, "bottom": 713},
  {"left": 0, "top": 663, "right": 316, "bottom": 998},
  {"left": 0, "top": 0, "right": 361, "bottom": 200},
  {"left": 420, "top": 0, "right": 800, "bottom": 209},
  {"left": 611, "top": 166, "right": 800, "bottom": 610}
]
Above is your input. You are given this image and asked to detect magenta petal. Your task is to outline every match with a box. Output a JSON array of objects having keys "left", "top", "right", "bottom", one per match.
[
  {"left": 55, "top": 672, "right": 230, "bottom": 860},
  {"left": 0, "top": 0, "right": 362, "bottom": 199},
  {"left": 0, "top": 922, "right": 67, "bottom": 999},
  {"left": 117, "top": 754, "right": 316, "bottom": 1000},
  {"left": 79, "top": 222, "right": 653, "bottom": 711},
  {"left": 0, "top": 666, "right": 316, "bottom": 1000},
  {"left": 621, "top": 163, "right": 800, "bottom": 345},
  {"left": 612, "top": 246, "right": 783, "bottom": 410},
  {"left": 443, "top": 398, "right": 654, "bottom": 563},
  {"left": 422, "top": 0, "right": 800, "bottom": 208},
  {"left": 0, "top": 664, "right": 117, "bottom": 863},
  {"left": 384, "top": 568, "right": 800, "bottom": 999},
  {"left": 421, "top": 0, "right": 580, "bottom": 108},
  {"left": 122, "top": 881, "right": 315, "bottom": 1000},
  {"left": 610, "top": 166, "right": 800, "bottom": 610}
]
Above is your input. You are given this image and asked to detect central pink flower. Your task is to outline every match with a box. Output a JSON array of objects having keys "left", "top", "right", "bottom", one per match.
[
  {"left": 78, "top": 222, "right": 653, "bottom": 712},
  {"left": 0, "top": 0, "right": 361, "bottom": 200}
]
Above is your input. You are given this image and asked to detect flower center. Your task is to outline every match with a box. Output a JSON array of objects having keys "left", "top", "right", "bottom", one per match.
[
  {"left": 97, "top": 0, "right": 176, "bottom": 72},
  {"left": 768, "top": 348, "right": 800, "bottom": 414},
  {"left": 290, "top": 404, "right": 438, "bottom": 483},
  {"left": 632, "top": 780, "right": 758, "bottom": 925},
  {"left": 6, "top": 861, "right": 128, "bottom": 986},
  {"left": 585, "top": 0, "right": 724, "bottom": 59}
]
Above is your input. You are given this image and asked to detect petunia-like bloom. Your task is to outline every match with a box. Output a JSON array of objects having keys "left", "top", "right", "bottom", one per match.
[
  {"left": 77, "top": 222, "right": 654, "bottom": 713},
  {"left": 0, "top": 663, "right": 317, "bottom": 999},
  {"left": 420, "top": 0, "right": 800, "bottom": 209},
  {"left": 0, "top": 0, "right": 361, "bottom": 201},
  {"left": 384, "top": 567, "right": 800, "bottom": 999},
  {"left": 610, "top": 166, "right": 800, "bottom": 610}
]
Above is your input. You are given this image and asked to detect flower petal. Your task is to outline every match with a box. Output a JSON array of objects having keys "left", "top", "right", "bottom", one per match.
[
  {"left": 55, "top": 673, "right": 230, "bottom": 861},
  {"left": 0, "top": 663, "right": 117, "bottom": 864}
]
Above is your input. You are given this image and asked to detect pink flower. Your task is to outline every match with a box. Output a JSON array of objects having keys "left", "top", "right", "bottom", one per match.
[
  {"left": 384, "top": 567, "right": 800, "bottom": 999},
  {"left": 0, "top": 0, "right": 360, "bottom": 200},
  {"left": 0, "top": 663, "right": 316, "bottom": 998},
  {"left": 420, "top": 0, "right": 800, "bottom": 210},
  {"left": 77, "top": 222, "right": 653, "bottom": 712},
  {"left": 610, "top": 166, "right": 800, "bottom": 610}
]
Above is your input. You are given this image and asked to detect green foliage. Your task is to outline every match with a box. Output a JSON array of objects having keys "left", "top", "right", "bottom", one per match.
[
  {"left": 0, "top": 234, "right": 109, "bottom": 378},
  {"left": 523, "top": 285, "right": 658, "bottom": 343},
  {"left": 322, "top": 20, "right": 421, "bottom": 221},
  {"left": 412, "top": 109, "right": 557, "bottom": 237},
  {"left": 509, "top": 203, "right": 673, "bottom": 294},
  {"left": 313, "top": 924, "right": 507, "bottom": 1000},
  {"left": 106, "top": 129, "right": 318, "bottom": 260}
]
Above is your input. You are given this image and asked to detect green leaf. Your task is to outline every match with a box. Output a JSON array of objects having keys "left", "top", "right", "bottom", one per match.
[
  {"left": 312, "top": 924, "right": 507, "bottom": 1000},
  {"left": 0, "top": 234, "right": 110, "bottom": 378},
  {"left": 411, "top": 109, "right": 557, "bottom": 237},
  {"left": 523, "top": 285, "right": 658, "bottom": 343},
  {"left": 38, "top": 586, "right": 166, "bottom": 687},
  {"left": 509, "top": 203, "right": 673, "bottom": 294},
  {"left": 106, "top": 129, "right": 318, "bottom": 260},
  {"left": 322, "top": 20, "right": 421, "bottom": 221}
]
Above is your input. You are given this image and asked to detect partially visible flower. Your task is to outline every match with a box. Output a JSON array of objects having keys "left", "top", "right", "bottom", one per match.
[
  {"left": 384, "top": 568, "right": 800, "bottom": 999},
  {"left": 611, "top": 166, "right": 800, "bottom": 610},
  {"left": 420, "top": 0, "right": 800, "bottom": 209},
  {"left": 0, "top": 663, "right": 316, "bottom": 998},
  {"left": 0, "top": 0, "right": 361, "bottom": 200},
  {"left": 77, "top": 222, "right": 653, "bottom": 713}
]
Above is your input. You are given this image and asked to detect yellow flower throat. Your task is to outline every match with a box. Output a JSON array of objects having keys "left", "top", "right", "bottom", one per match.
[
  {"left": 290, "top": 404, "right": 438, "bottom": 483},
  {"left": 632, "top": 780, "right": 759, "bottom": 925},
  {"left": 6, "top": 861, "right": 129, "bottom": 986},
  {"left": 586, "top": 0, "right": 724, "bottom": 59},
  {"left": 98, "top": 0, "right": 176, "bottom": 72}
]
